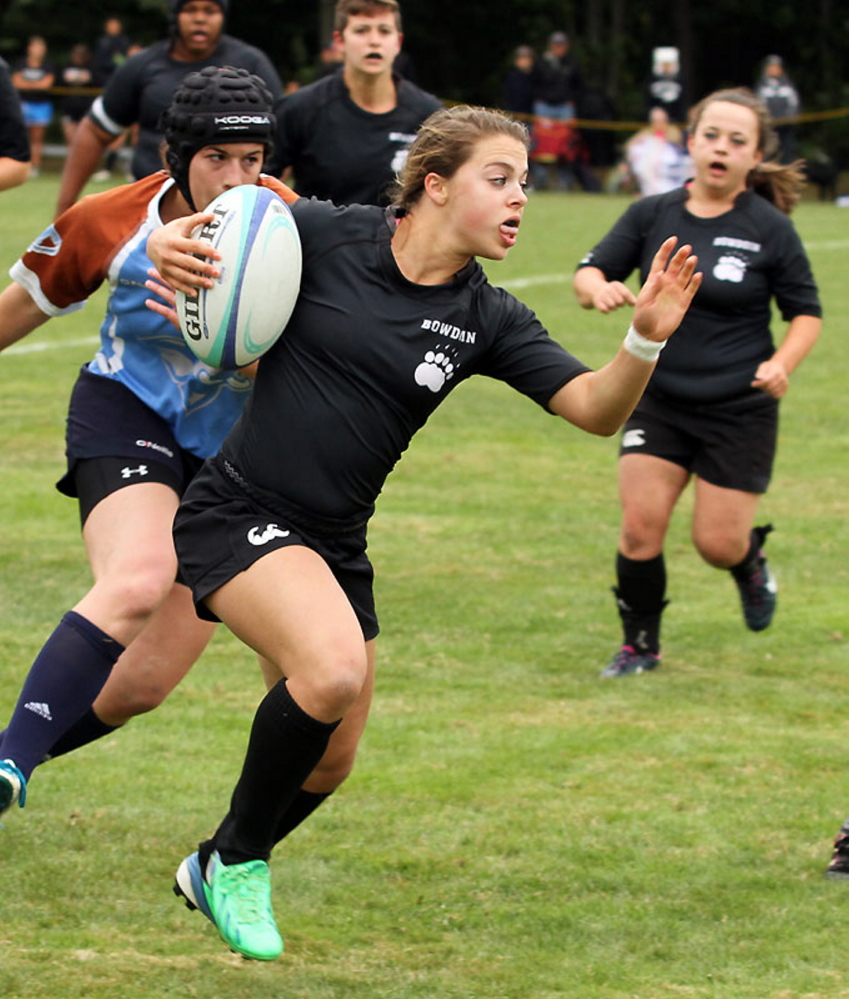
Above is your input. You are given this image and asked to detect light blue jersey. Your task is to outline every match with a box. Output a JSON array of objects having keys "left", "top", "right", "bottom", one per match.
[{"left": 12, "top": 171, "right": 253, "bottom": 458}]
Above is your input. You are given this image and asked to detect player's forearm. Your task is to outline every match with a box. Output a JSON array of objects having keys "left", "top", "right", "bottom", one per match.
[
  {"left": 773, "top": 314, "right": 821, "bottom": 375},
  {"left": 55, "top": 118, "right": 111, "bottom": 217},
  {"left": 0, "top": 157, "right": 30, "bottom": 191}
]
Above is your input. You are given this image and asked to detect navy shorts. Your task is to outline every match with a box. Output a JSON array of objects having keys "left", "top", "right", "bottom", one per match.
[
  {"left": 58, "top": 366, "right": 205, "bottom": 524},
  {"left": 173, "top": 457, "right": 380, "bottom": 641},
  {"left": 619, "top": 390, "right": 779, "bottom": 494}
]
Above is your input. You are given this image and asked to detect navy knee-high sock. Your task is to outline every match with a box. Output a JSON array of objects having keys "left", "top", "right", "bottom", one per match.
[
  {"left": 2, "top": 611, "right": 124, "bottom": 780},
  {"left": 210, "top": 680, "right": 340, "bottom": 866}
]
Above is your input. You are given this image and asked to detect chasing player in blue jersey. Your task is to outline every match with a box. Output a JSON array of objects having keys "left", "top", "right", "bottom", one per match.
[{"left": 0, "top": 67, "right": 295, "bottom": 817}]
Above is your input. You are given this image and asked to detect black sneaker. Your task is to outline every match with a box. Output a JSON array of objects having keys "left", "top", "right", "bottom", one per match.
[
  {"left": 600, "top": 645, "right": 660, "bottom": 678},
  {"left": 825, "top": 821, "right": 849, "bottom": 880},
  {"left": 733, "top": 525, "right": 778, "bottom": 632}
]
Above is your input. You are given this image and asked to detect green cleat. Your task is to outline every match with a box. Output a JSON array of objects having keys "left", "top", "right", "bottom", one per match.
[{"left": 175, "top": 850, "right": 283, "bottom": 961}]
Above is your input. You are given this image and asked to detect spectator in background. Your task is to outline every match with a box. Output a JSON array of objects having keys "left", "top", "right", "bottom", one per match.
[
  {"left": 267, "top": 0, "right": 441, "bottom": 207},
  {"left": 92, "top": 16, "right": 131, "bottom": 86},
  {"left": 58, "top": 44, "right": 96, "bottom": 150},
  {"left": 0, "top": 55, "right": 31, "bottom": 189},
  {"left": 12, "top": 35, "right": 55, "bottom": 177},
  {"left": 646, "top": 46, "right": 686, "bottom": 125},
  {"left": 615, "top": 106, "right": 691, "bottom": 197},
  {"left": 755, "top": 55, "right": 800, "bottom": 164},
  {"left": 55, "top": 0, "right": 283, "bottom": 216},
  {"left": 503, "top": 44, "right": 535, "bottom": 123},
  {"left": 532, "top": 31, "right": 583, "bottom": 121}
]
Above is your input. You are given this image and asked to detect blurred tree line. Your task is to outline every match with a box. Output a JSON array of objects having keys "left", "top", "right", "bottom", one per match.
[{"left": 1, "top": 0, "right": 847, "bottom": 163}]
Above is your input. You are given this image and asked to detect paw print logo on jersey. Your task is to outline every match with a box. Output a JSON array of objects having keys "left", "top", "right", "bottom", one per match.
[
  {"left": 415, "top": 349, "right": 456, "bottom": 393},
  {"left": 713, "top": 255, "right": 747, "bottom": 283}
]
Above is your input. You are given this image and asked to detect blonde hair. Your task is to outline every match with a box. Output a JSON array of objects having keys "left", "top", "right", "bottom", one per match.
[
  {"left": 688, "top": 87, "right": 806, "bottom": 215},
  {"left": 391, "top": 105, "right": 529, "bottom": 211}
]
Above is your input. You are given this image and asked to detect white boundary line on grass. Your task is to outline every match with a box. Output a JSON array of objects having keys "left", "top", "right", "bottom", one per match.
[{"left": 6, "top": 239, "right": 846, "bottom": 355}]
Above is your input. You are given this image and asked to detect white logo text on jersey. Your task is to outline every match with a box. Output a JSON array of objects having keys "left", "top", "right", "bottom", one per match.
[
  {"left": 248, "top": 524, "right": 291, "bottom": 546},
  {"left": 24, "top": 701, "right": 53, "bottom": 721}
]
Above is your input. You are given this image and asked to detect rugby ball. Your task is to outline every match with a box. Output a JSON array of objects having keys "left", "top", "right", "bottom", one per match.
[{"left": 176, "top": 185, "right": 301, "bottom": 369}]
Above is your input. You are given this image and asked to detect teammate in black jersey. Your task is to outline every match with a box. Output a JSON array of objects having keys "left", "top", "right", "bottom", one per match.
[
  {"left": 265, "top": 0, "right": 442, "bottom": 206},
  {"left": 574, "top": 88, "right": 821, "bottom": 678},
  {"left": 0, "top": 55, "right": 30, "bottom": 190},
  {"left": 55, "top": 0, "right": 282, "bottom": 217},
  {"left": 146, "top": 104, "right": 701, "bottom": 961}
]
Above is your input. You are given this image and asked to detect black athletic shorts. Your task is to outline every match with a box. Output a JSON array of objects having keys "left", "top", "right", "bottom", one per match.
[
  {"left": 57, "top": 366, "right": 205, "bottom": 525},
  {"left": 173, "top": 456, "right": 380, "bottom": 641},
  {"left": 619, "top": 390, "right": 779, "bottom": 494}
]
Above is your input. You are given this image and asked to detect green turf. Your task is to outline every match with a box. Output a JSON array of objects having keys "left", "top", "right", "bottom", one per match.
[{"left": 0, "top": 175, "right": 847, "bottom": 998}]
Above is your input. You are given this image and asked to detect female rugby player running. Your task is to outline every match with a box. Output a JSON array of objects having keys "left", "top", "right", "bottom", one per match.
[
  {"left": 146, "top": 104, "right": 702, "bottom": 961},
  {"left": 573, "top": 87, "right": 820, "bottom": 678},
  {"left": 0, "top": 67, "right": 295, "bottom": 815}
]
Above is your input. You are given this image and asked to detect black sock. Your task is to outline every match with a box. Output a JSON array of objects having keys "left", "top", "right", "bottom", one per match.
[
  {"left": 273, "top": 789, "right": 331, "bottom": 844},
  {"left": 212, "top": 680, "right": 340, "bottom": 866},
  {"left": 730, "top": 525, "right": 773, "bottom": 581},
  {"left": 44, "top": 709, "right": 121, "bottom": 760},
  {"left": 614, "top": 552, "right": 668, "bottom": 655},
  {"left": 2, "top": 611, "right": 124, "bottom": 779},
  {"left": 616, "top": 551, "right": 667, "bottom": 614}
]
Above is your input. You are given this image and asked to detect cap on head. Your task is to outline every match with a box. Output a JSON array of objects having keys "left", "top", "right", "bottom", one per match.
[
  {"left": 170, "top": 0, "right": 229, "bottom": 15},
  {"left": 159, "top": 65, "right": 275, "bottom": 209},
  {"left": 549, "top": 31, "right": 568, "bottom": 46}
]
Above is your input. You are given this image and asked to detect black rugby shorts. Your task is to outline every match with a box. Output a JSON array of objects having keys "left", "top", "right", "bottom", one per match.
[
  {"left": 57, "top": 366, "right": 204, "bottom": 524},
  {"left": 619, "top": 391, "right": 778, "bottom": 494},
  {"left": 173, "top": 458, "right": 380, "bottom": 641}
]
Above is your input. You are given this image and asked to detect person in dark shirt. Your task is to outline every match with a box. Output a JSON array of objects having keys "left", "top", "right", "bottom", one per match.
[
  {"left": 574, "top": 87, "right": 821, "bottom": 678},
  {"left": 0, "top": 55, "right": 31, "bottom": 189},
  {"left": 58, "top": 44, "right": 96, "bottom": 149},
  {"left": 266, "top": 0, "right": 442, "bottom": 206},
  {"left": 91, "top": 15, "right": 131, "bottom": 86},
  {"left": 144, "top": 104, "right": 701, "bottom": 961},
  {"left": 55, "top": 0, "right": 282, "bottom": 215},
  {"left": 503, "top": 44, "right": 536, "bottom": 121},
  {"left": 532, "top": 30, "right": 583, "bottom": 120}
]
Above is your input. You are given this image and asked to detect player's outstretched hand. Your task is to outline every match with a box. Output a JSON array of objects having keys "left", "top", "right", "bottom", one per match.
[
  {"left": 631, "top": 237, "right": 701, "bottom": 343},
  {"left": 146, "top": 212, "right": 221, "bottom": 297}
]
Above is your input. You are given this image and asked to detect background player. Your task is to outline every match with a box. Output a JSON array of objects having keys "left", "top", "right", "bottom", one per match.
[
  {"left": 0, "top": 67, "right": 296, "bottom": 815},
  {"left": 265, "top": 0, "right": 442, "bottom": 206},
  {"left": 573, "top": 87, "right": 821, "bottom": 678},
  {"left": 54, "top": 0, "right": 282, "bottom": 216}
]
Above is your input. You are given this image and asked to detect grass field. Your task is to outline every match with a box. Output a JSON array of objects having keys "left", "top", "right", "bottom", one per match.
[{"left": 0, "top": 173, "right": 847, "bottom": 998}]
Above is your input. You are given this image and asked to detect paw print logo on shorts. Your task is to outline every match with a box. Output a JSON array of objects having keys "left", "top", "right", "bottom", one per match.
[
  {"left": 415, "top": 349, "right": 456, "bottom": 393},
  {"left": 713, "top": 255, "right": 747, "bottom": 283}
]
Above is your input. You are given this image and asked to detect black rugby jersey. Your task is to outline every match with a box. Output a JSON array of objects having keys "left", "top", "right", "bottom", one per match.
[
  {"left": 266, "top": 72, "right": 442, "bottom": 206},
  {"left": 88, "top": 38, "right": 283, "bottom": 180},
  {"left": 0, "top": 57, "right": 30, "bottom": 162},
  {"left": 222, "top": 200, "right": 589, "bottom": 523},
  {"left": 577, "top": 188, "right": 821, "bottom": 404}
]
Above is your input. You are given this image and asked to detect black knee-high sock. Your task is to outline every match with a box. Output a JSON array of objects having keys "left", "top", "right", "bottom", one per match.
[
  {"left": 616, "top": 552, "right": 667, "bottom": 614},
  {"left": 2, "top": 611, "right": 124, "bottom": 779},
  {"left": 273, "top": 789, "right": 331, "bottom": 845},
  {"left": 212, "top": 680, "right": 340, "bottom": 866},
  {"left": 614, "top": 552, "right": 668, "bottom": 654}
]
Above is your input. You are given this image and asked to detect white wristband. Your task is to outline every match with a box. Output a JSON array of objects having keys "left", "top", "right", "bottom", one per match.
[{"left": 623, "top": 324, "right": 666, "bottom": 362}]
